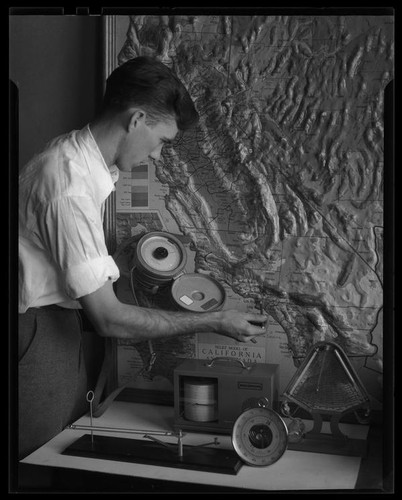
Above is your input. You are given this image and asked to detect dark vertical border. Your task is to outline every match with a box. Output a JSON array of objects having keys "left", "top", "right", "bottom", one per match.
[{"left": 8, "top": 79, "right": 19, "bottom": 492}]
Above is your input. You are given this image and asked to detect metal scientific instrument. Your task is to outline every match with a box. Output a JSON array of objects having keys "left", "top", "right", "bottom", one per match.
[
  {"left": 128, "top": 231, "right": 226, "bottom": 312},
  {"left": 281, "top": 341, "right": 371, "bottom": 456},
  {"left": 173, "top": 357, "right": 279, "bottom": 434},
  {"left": 231, "top": 398, "right": 288, "bottom": 466}
]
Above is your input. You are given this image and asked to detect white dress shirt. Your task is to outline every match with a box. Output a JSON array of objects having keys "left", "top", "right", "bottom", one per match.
[{"left": 19, "top": 124, "right": 120, "bottom": 313}]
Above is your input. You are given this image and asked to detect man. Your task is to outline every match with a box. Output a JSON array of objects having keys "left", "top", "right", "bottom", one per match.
[{"left": 18, "top": 56, "right": 267, "bottom": 458}]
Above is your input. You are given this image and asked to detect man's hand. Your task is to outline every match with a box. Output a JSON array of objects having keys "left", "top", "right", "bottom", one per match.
[{"left": 218, "top": 310, "right": 267, "bottom": 343}]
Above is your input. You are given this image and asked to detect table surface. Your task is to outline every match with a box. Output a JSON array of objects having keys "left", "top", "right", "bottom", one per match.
[{"left": 21, "top": 401, "right": 371, "bottom": 491}]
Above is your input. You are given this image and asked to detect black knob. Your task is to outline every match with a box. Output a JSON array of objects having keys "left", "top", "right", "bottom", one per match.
[{"left": 153, "top": 246, "right": 169, "bottom": 260}]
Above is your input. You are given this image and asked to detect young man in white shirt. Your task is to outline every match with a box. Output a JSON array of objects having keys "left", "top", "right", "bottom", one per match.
[{"left": 18, "top": 56, "right": 267, "bottom": 458}]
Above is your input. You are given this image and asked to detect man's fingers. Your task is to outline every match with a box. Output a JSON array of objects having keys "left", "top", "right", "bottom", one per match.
[{"left": 246, "top": 313, "right": 267, "bottom": 326}]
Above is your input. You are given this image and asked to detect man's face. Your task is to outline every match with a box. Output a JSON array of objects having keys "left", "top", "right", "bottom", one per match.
[{"left": 116, "top": 115, "right": 178, "bottom": 172}]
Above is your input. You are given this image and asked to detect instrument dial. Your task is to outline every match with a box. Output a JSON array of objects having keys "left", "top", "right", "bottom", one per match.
[{"left": 232, "top": 407, "right": 288, "bottom": 466}]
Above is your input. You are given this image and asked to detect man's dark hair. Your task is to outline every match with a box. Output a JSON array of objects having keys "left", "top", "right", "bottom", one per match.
[{"left": 102, "top": 56, "right": 199, "bottom": 131}]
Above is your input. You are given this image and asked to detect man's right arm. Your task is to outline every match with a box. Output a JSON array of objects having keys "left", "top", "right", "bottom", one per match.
[{"left": 78, "top": 279, "right": 267, "bottom": 344}]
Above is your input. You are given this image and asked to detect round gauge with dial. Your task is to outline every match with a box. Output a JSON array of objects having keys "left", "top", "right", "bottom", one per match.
[{"left": 232, "top": 407, "right": 288, "bottom": 466}]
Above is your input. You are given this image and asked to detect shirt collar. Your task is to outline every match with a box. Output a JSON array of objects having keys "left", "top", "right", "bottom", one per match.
[{"left": 76, "top": 124, "right": 120, "bottom": 202}]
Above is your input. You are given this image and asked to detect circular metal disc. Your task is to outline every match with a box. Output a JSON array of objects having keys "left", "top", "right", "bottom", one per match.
[
  {"left": 232, "top": 407, "right": 288, "bottom": 466},
  {"left": 140, "top": 235, "right": 184, "bottom": 272},
  {"left": 171, "top": 273, "right": 226, "bottom": 312}
]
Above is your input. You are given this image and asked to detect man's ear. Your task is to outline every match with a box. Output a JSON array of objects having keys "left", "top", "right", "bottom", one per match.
[{"left": 128, "top": 109, "right": 146, "bottom": 132}]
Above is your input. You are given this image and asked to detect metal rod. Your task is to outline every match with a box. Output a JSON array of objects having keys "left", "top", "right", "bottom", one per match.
[
  {"left": 288, "top": 350, "right": 318, "bottom": 395},
  {"left": 178, "top": 429, "right": 183, "bottom": 458},
  {"left": 86, "top": 391, "right": 95, "bottom": 447},
  {"left": 67, "top": 423, "right": 180, "bottom": 437},
  {"left": 143, "top": 434, "right": 175, "bottom": 451},
  {"left": 195, "top": 437, "right": 220, "bottom": 447},
  {"left": 315, "top": 347, "right": 328, "bottom": 393},
  {"left": 334, "top": 349, "right": 357, "bottom": 386}
]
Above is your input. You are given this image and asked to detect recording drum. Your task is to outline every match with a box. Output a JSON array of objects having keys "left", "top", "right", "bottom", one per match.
[
  {"left": 131, "top": 232, "right": 187, "bottom": 292},
  {"left": 131, "top": 231, "right": 226, "bottom": 312}
]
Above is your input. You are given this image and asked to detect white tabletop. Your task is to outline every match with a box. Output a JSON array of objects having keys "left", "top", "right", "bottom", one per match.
[{"left": 21, "top": 401, "right": 368, "bottom": 491}]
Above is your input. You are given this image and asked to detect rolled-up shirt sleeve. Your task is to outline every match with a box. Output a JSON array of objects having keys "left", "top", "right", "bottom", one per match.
[{"left": 36, "top": 195, "right": 120, "bottom": 299}]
